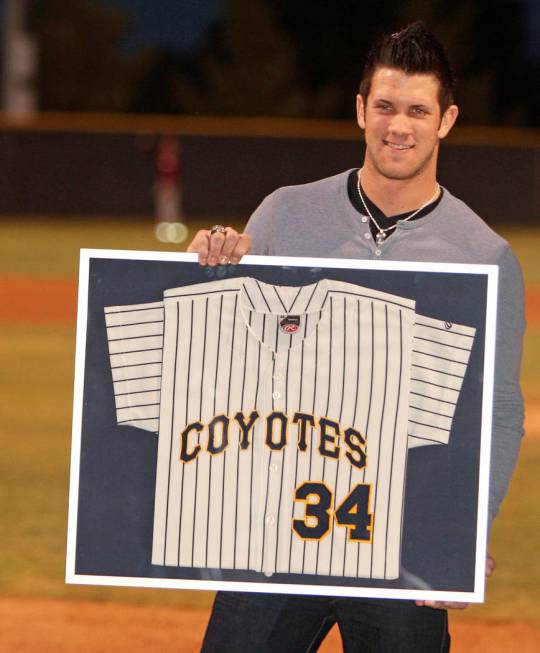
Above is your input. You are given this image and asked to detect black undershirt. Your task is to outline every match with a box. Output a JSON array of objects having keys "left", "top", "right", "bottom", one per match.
[{"left": 347, "top": 169, "right": 444, "bottom": 241}]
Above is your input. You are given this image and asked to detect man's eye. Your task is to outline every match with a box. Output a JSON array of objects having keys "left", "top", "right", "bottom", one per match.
[{"left": 412, "top": 107, "right": 427, "bottom": 116}]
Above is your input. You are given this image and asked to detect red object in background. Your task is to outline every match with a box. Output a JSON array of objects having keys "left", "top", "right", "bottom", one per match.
[
  {"left": 153, "top": 137, "right": 188, "bottom": 243},
  {"left": 156, "top": 137, "right": 182, "bottom": 185}
]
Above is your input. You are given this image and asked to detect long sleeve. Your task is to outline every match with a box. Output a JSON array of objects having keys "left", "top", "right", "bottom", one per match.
[{"left": 488, "top": 246, "right": 526, "bottom": 524}]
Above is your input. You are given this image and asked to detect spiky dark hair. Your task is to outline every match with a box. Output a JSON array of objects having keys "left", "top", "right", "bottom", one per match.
[{"left": 359, "top": 21, "right": 456, "bottom": 112}]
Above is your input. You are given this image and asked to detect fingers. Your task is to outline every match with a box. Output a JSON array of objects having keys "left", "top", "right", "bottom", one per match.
[
  {"left": 186, "top": 228, "right": 252, "bottom": 266},
  {"left": 415, "top": 600, "right": 468, "bottom": 610},
  {"left": 212, "top": 229, "right": 252, "bottom": 265},
  {"left": 207, "top": 229, "right": 228, "bottom": 265},
  {"left": 187, "top": 229, "right": 211, "bottom": 265},
  {"left": 230, "top": 233, "right": 252, "bottom": 264},
  {"left": 414, "top": 553, "right": 496, "bottom": 612},
  {"left": 485, "top": 554, "right": 496, "bottom": 577}
]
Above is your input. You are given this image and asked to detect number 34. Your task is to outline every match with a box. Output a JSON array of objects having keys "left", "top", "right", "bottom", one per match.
[{"left": 293, "top": 482, "right": 373, "bottom": 542}]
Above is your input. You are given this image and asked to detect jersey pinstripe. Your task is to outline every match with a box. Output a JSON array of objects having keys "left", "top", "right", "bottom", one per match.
[{"left": 105, "top": 276, "right": 475, "bottom": 580}]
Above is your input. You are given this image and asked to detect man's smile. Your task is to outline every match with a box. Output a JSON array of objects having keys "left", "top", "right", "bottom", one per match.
[{"left": 382, "top": 140, "right": 415, "bottom": 150}]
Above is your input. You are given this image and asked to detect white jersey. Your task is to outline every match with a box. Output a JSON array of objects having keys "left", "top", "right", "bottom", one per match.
[{"left": 105, "top": 277, "right": 475, "bottom": 580}]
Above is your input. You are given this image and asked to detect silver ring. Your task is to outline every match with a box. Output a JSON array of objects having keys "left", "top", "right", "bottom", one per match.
[{"left": 210, "top": 224, "right": 227, "bottom": 235}]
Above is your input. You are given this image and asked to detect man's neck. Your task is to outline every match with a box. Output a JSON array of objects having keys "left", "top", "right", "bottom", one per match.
[{"left": 358, "top": 165, "right": 440, "bottom": 216}]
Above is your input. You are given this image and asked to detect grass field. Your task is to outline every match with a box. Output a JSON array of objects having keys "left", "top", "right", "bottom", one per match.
[{"left": 0, "top": 217, "right": 539, "bottom": 628}]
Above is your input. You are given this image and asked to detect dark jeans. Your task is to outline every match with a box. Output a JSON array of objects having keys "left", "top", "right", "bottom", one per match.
[{"left": 201, "top": 591, "right": 450, "bottom": 653}]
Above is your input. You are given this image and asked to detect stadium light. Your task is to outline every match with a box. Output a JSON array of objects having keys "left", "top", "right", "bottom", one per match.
[{"left": 1, "top": 0, "right": 38, "bottom": 115}]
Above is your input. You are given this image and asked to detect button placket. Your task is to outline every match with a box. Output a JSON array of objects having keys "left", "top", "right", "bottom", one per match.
[
  {"left": 261, "top": 353, "right": 286, "bottom": 575},
  {"left": 359, "top": 218, "right": 388, "bottom": 258},
  {"left": 252, "top": 350, "right": 274, "bottom": 572}
]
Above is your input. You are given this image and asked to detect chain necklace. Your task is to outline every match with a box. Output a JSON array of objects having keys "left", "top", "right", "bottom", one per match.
[{"left": 356, "top": 172, "right": 440, "bottom": 246}]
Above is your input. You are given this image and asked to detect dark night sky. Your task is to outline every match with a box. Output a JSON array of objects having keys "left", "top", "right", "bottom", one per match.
[
  {"left": 0, "top": 0, "right": 538, "bottom": 59},
  {"left": 96, "top": 0, "right": 540, "bottom": 60},
  {"left": 98, "top": 0, "right": 224, "bottom": 53}
]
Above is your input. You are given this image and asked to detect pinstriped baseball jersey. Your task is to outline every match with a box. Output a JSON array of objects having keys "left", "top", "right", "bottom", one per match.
[{"left": 105, "top": 276, "right": 475, "bottom": 580}]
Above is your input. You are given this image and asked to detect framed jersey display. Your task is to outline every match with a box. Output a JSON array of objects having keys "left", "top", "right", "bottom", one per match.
[{"left": 66, "top": 249, "right": 498, "bottom": 603}]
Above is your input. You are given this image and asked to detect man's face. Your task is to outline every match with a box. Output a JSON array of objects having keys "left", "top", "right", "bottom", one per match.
[{"left": 356, "top": 67, "right": 458, "bottom": 181}]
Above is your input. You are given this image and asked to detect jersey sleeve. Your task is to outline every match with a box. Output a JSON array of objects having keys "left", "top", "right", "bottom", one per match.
[
  {"left": 104, "top": 301, "right": 164, "bottom": 433},
  {"left": 408, "top": 316, "right": 476, "bottom": 448}
]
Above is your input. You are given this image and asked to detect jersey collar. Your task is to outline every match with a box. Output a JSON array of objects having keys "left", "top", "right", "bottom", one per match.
[{"left": 240, "top": 277, "right": 329, "bottom": 315}]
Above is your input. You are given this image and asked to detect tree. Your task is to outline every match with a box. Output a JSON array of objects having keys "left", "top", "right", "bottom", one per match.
[
  {"left": 29, "top": 0, "right": 134, "bottom": 111},
  {"left": 271, "top": 0, "right": 538, "bottom": 126},
  {"left": 393, "top": 0, "right": 536, "bottom": 125},
  {"left": 271, "top": 0, "right": 399, "bottom": 119},
  {"left": 175, "top": 0, "right": 338, "bottom": 117},
  {"left": 461, "top": 0, "right": 539, "bottom": 126}
]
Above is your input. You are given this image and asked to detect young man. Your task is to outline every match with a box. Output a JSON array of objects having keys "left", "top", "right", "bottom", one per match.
[{"left": 188, "top": 22, "right": 524, "bottom": 653}]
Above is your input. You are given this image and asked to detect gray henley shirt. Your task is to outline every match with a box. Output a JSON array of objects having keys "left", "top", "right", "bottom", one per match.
[{"left": 245, "top": 168, "right": 525, "bottom": 526}]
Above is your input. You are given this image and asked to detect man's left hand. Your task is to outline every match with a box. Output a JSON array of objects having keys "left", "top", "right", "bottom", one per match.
[{"left": 415, "top": 554, "right": 496, "bottom": 610}]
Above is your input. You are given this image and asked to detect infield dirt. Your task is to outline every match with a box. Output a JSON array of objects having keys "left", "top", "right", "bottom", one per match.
[{"left": 2, "top": 597, "right": 540, "bottom": 653}]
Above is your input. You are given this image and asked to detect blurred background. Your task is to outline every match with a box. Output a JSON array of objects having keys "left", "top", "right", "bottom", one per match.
[
  {"left": 0, "top": 0, "right": 539, "bottom": 223},
  {"left": 0, "top": 1, "right": 539, "bottom": 652},
  {"left": 3, "top": 0, "right": 540, "bottom": 122}
]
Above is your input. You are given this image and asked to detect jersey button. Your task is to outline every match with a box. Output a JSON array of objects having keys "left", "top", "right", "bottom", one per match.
[
  {"left": 272, "top": 391, "right": 280, "bottom": 399},
  {"left": 361, "top": 216, "right": 368, "bottom": 223},
  {"left": 364, "top": 232, "right": 371, "bottom": 240},
  {"left": 375, "top": 249, "right": 382, "bottom": 256},
  {"left": 270, "top": 463, "right": 278, "bottom": 472},
  {"left": 265, "top": 516, "right": 275, "bottom": 525}
]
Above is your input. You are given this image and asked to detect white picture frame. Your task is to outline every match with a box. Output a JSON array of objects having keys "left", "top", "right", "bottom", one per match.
[{"left": 66, "top": 249, "right": 498, "bottom": 603}]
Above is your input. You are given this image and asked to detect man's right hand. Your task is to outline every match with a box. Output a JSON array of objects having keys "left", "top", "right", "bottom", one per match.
[{"left": 187, "top": 226, "right": 252, "bottom": 266}]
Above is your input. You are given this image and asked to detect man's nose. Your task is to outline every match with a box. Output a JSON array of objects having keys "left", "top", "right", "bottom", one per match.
[{"left": 387, "top": 113, "right": 413, "bottom": 136}]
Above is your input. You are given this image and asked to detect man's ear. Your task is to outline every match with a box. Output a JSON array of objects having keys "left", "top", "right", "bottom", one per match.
[
  {"left": 438, "top": 104, "right": 459, "bottom": 139},
  {"left": 356, "top": 94, "right": 366, "bottom": 130}
]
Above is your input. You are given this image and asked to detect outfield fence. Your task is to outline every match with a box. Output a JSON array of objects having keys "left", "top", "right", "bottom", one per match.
[{"left": 0, "top": 112, "right": 538, "bottom": 224}]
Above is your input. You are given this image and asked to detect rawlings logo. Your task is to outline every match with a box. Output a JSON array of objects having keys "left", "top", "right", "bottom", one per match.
[
  {"left": 281, "top": 323, "right": 300, "bottom": 333},
  {"left": 280, "top": 315, "right": 300, "bottom": 333}
]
